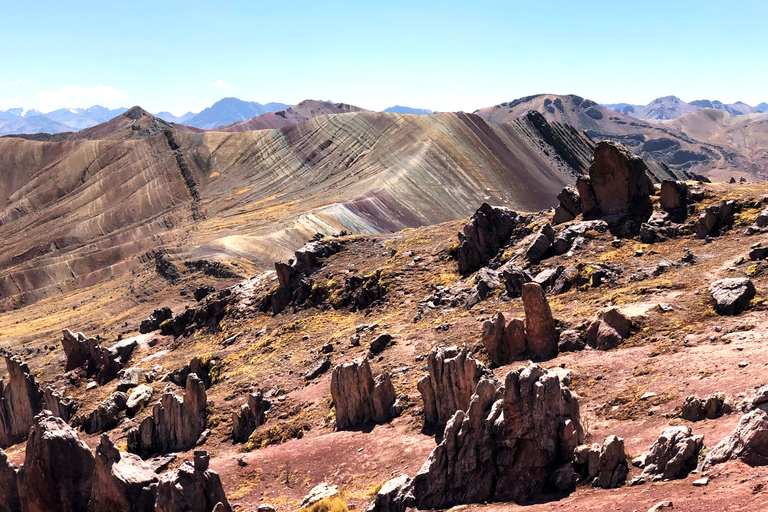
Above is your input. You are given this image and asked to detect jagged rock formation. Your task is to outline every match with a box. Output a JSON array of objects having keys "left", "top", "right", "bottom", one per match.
[
  {"left": 154, "top": 452, "right": 231, "bottom": 512},
  {"left": 83, "top": 391, "right": 129, "bottom": 434},
  {"left": 481, "top": 312, "right": 527, "bottom": 366},
  {"left": 573, "top": 436, "right": 628, "bottom": 488},
  {"left": 709, "top": 277, "right": 755, "bottom": 315},
  {"left": 127, "top": 375, "right": 207, "bottom": 457},
  {"left": 695, "top": 200, "right": 735, "bottom": 239},
  {"left": 552, "top": 186, "right": 582, "bottom": 225},
  {"left": 700, "top": 408, "right": 768, "bottom": 470},
  {"left": 42, "top": 385, "right": 77, "bottom": 423},
  {"left": 165, "top": 355, "right": 218, "bottom": 388},
  {"left": 17, "top": 411, "right": 95, "bottom": 512},
  {"left": 526, "top": 224, "right": 555, "bottom": 263},
  {"left": 578, "top": 141, "right": 654, "bottom": 220},
  {"left": 330, "top": 359, "right": 396, "bottom": 429},
  {"left": 0, "top": 448, "right": 20, "bottom": 512},
  {"left": 659, "top": 180, "right": 688, "bottom": 220},
  {"left": 680, "top": 393, "right": 731, "bottom": 421},
  {"left": 231, "top": 392, "right": 271, "bottom": 443},
  {"left": 126, "top": 385, "right": 154, "bottom": 416},
  {"left": 61, "top": 329, "right": 136, "bottom": 384},
  {"left": 417, "top": 346, "right": 491, "bottom": 429},
  {"left": 456, "top": 204, "right": 521, "bottom": 274},
  {"left": 377, "top": 364, "right": 583, "bottom": 510},
  {"left": 139, "top": 307, "right": 173, "bottom": 334},
  {"left": 0, "top": 356, "right": 43, "bottom": 448},
  {"left": 631, "top": 426, "right": 703, "bottom": 484},
  {"left": 90, "top": 434, "right": 158, "bottom": 512}
]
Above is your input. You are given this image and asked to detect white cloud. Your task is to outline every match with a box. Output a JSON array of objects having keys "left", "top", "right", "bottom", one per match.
[
  {"left": 35, "top": 84, "right": 129, "bottom": 109},
  {"left": 7, "top": 80, "right": 22, "bottom": 85},
  {"left": 209, "top": 80, "right": 231, "bottom": 90}
]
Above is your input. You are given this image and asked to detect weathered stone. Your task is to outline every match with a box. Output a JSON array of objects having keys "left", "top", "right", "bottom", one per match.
[
  {"left": 499, "top": 264, "right": 530, "bottom": 297},
  {"left": 522, "top": 283, "right": 557, "bottom": 360},
  {"left": 301, "top": 482, "right": 340, "bottom": 508},
  {"left": 581, "top": 141, "right": 654, "bottom": 219},
  {"left": 117, "top": 367, "right": 146, "bottom": 392},
  {"left": 126, "top": 385, "right": 154, "bottom": 416},
  {"left": 680, "top": 393, "right": 731, "bottom": 421},
  {"left": 231, "top": 392, "right": 271, "bottom": 443},
  {"left": 155, "top": 458, "right": 231, "bottom": 512},
  {"left": 481, "top": 312, "right": 527, "bottom": 366},
  {"left": 558, "top": 330, "right": 585, "bottom": 352},
  {"left": 695, "top": 200, "right": 735, "bottom": 239},
  {"left": 407, "top": 364, "right": 583, "bottom": 508},
  {"left": 585, "top": 307, "right": 632, "bottom": 350},
  {"left": 597, "top": 436, "right": 628, "bottom": 489},
  {"left": 700, "top": 408, "right": 768, "bottom": 470},
  {"left": 127, "top": 374, "right": 207, "bottom": 457},
  {"left": 194, "top": 286, "right": 216, "bottom": 302},
  {"left": 166, "top": 355, "right": 217, "bottom": 388},
  {"left": 368, "top": 333, "right": 393, "bottom": 357},
  {"left": 465, "top": 268, "right": 500, "bottom": 309},
  {"left": 17, "top": 411, "right": 95, "bottom": 512},
  {"left": 366, "top": 475, "right": 412, "bottom": 512},
  {"left": 42, "top": 385, "right": 77, "bottom": 423},
  {"left": 632, "top": 426, "right": 703, "bottom": 483},
  {"left": 417, "top": 346, "right": 490, "bottom": 429},
  {"left": 0, "top": 448, "right": 19, "bottom": 512},
  {"left": 90, "top": 434, "right": 158, "bottom": 512},
  {"left": 0, "top": 356, "right": 43, "bottom": 448},
  {"left": 305, "top": 356, "right": 332, "bottom": 381},
  {"left": 552, "top": 186, "right": 582, "bottom": 225},
  {"left": 526, "top": 223, "right": 555, "bottom": 263},
  {"left": 331, "top": 359, "right": 396, "bottom": 429},
  {"left": 456, "top": 203, "right": 519, "bottom": 274},
  {"left": 660, "top": 180, "right": 688, "bottom": 214},
  {"left": 533, "top": 266, "right": 563, "bottom": 290},
  {"left": 139, "top": 307, "right": 173, "bottom": 334},
  {"left": 553, "top": 220, "right": 608, "bottom": 255},
  {"left": 84, "top": 391, "right": 129, "bottom": 434},
  {"left": 708, "top": 277, "right": 756, "bottom": 315},
  {"left": 61, "top": 329, "right": 135, "bottom": 384}
]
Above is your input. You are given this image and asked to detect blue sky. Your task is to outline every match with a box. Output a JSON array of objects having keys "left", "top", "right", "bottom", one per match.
[{"left": 1, "top": 0, "right": 766, "bottom": 114}]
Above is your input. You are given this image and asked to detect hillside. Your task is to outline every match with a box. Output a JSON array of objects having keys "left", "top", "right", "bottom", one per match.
[
  {"left": 0, "top": 107, "right": 611, "bottom": 312},
  {"left": 215, "top": 100, "right": 368, "bottom": 131}
]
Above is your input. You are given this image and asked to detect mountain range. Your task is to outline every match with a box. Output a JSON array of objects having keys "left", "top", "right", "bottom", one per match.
[{"left": 604, "top": 95, "right": 765, "bottom": 120}]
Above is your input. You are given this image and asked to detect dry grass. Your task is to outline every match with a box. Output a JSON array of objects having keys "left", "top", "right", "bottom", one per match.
[{"left": 298, "top": 496, "right": 349, "bottom": 512}]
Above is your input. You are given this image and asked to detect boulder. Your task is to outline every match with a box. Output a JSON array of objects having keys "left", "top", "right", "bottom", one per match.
[
  {"left": 708, "top": 277, "right": 756, "bottom": 315},
  {"left": 700, "top": 408, "right": 768, "bottom": 470},
  {"left": 417, "top": 346, "right": 490, "bottom": 429},
  {"left": 499, "top": 264, "right": 530, "bottom": 298},
  {"left": 166, "top": 355, "right": 217, "bottom": 388},
  {"left": 194, "top": 286, "right": 216, "bottom": 302},
  {"left": 61, "top": 329, "right": 135, "bottom": 384},
  {"left": 558, "top": 330, "right": 585, "bottom": 352},
  {"left": 406, "top": 364, "right": 583, "bottom": 508},
  {"left": 90, "top": 434, "right": 158, "bottom": 512},
  {"left": 464, "top": 268, "right": 500, "bottom": 309},
  {"left": 456, "top": 203, "right": 520, "bottom": 274},
  {"left": 154, "top": 454, "right": 231, "bottom": 512},
  {"left": 659, "top": 180, "right": 688, "bottom": 215},
  {"left": 580, "top": 141, "right": 654, "bottom": 219},
  {"left": 598, "top": 436, "right": 629, "bottom": 488},
  {"left": 301, "top": 482, "right": 340, "bottom": 508},
  {"left": 526, "top": 223, "right": 555, "bottom": 263},
  {"left": 552, "top": 186, "right": 582, "bottom": 225},
  {"left": 680, "top": 393, "right": 731, "bottom": 421},
  {"left": 17, "top": 411, "right": 95, "bottom": 512},
  {"left": 139, "top": 307, "right": 173, "bottom": 334},
  {"left": 631, "top": 426, "right": 703, "bottom": 484},
  {"left": 232, "top": 392, "right": 271, "bottom": 443},
  {"left": 365, "top": 475, "right": 412, "bottom": 512},
  {"left": 331, "top": 359, "right": 396, "bottom": 429},
  {"left": 126, "top": 385, "right": 154, "bottom": 416},
  {"left": 522, "top": 283, "right": 558, "bottom": 360},
  {"left": 117, "top": 367, "right": 146, "bottom": 392},
  {"left": 305, "top": 356, "right": 332, "bottom": 381},
  {"left": 42, "top": 385, "right": 77, "bottom": 423},
  {"left": 480, "top": 312, "right": 526, "bottom": 366},
  {"left": 127, "top": 374, "right": 207, "bottom": 457},
  {"left": 368, "top": 333, "right": 393, "bottom": 358},
  {"left": 552, "top": 220, "right": 608, "bottom": 255},
  {"left": 0, "top": 356, "right": 43, "bottom": 448},
  {"left": 0, "top": 449, "right": 19, "bottom": 512},
  {"left": 695, "top": 200, "right": 735, "bottom": 239},
  {"left": 84, "top": 391, "right": 129, "bottom": 434},
  {"left": 585, "top": 307, "right": 632, "bottom": 350}
]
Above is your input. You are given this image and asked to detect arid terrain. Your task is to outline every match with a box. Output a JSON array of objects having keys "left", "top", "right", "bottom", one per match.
[{"left": 2, "top": 105, "right": 768, "bottom": 512}]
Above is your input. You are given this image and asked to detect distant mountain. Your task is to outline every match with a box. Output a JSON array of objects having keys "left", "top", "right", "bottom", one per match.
[
  {"left": 758, "top": 102, "right": 768, "bottom": 112},
  {"left": 45, "top": 106, "right": 128, "bottom": 130},
  {"left": 0, "top": 115, "right": 72, "bottom": 136},
  {"left": 0, "top": 108, "right": 44, "bottom": 120},
  {"left": 155, "top": 111, "right": 196, "bottom": 124},
  {"left": 215, "top": 100, "right": 367, "bottom": 132},
  {"left": 185, "top": 98, "right": 292, "bottom": 129},
  {"left": 383, "top": 105, "right": 434, "bottom": 115},
  {"left": 605, "top": 97, "right": 764, "bottom": 120}
]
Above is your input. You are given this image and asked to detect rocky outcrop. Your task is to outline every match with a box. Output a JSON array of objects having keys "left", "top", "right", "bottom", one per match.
[
  {"left": 694, "top": 200, "right": 735, "bottom": 239},
  {"left": 0, "top": 449, "right": 19, "bottom": 512},
  {"left": 417, "top": 346, "right": 491, "bottom": 429},
  {"left": 456, "top": 203, "right": 520, "bottom": 274},
  {"left": 17, "top": 411, "right": 95, "bottom": 512},
  {"left": 709, "top": 277, "right": 755, "bottom": 315},
  {"left": 90, "top": 434, "right": 158, "bottom": 512},
  {"left": 680, "top": 393, "right": 731, "bottom": 421},
  {"left": 631, "top": 426, "right": 703, "bottom": 484},
  {"left": 579, "top": 141, "right": 654, "bottom": 219},
  {"left": 155, "top": 452, "right": 231, "bottom": 512},
  {"left": 42, "top": 385, "right": 77, "bottom": 423},
  {"left": 522, "top": 283, "right": 558, "bottom": 360},
  {"left": 499, "top": 264, "right": 531, "bottom": 298},
  {"left": 552, "top": 186, "right": 582, "bottom": 225},
  {"left": 83, "top": 391, "right": 129, "bottom": 434},
  {"left": 0, "top": 356, "right": 43, "bottom": 448},
  {"left": 552, "top": 220, "right": 607, "bottom": 255},
  {"left": 165, "top": 355, "right": 218, "bottom": 388},
  {"left": 301, "top": 482, "right": 340, "bottom": 508},
  {"left": 386, "top": 364, "right": 582, "bottom": 509},
  {"left": 659, "top": 180, "right": 688, "bottom": 220},
  {"left": 61, "top": 329, "right": 136, "bottom": 384},
  {"left": 526, "top": 223, "right": 555, "bottom": 263},
  {"left": 126, "top": 385, "right": 154, "bottom": 415},
  {"left": 139, "top": 307, "right": 172, "bottom": 334},
  {"left": 700, "top": 408, "right": 768, "bottom": 470},
  {"left": 573, "top": 436, "right": 627, "bottom": 488},
  {"left": 366, "top": 475, "right": 411, "bottom": 512},
  {"left": 331, "top": 359, "right": 396, "bottom": 429},
  {"left": 585, "top": 307, "right": 632, "bottom": 350},
  {"left": 232, "top": 392, "right": 271, "bottom": 443},
  {"left": 481, "top": 312, "right": 526, "bottom": 366},
  {"left": 127, "top": 375, "right": 207, "bottom": 457}
]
